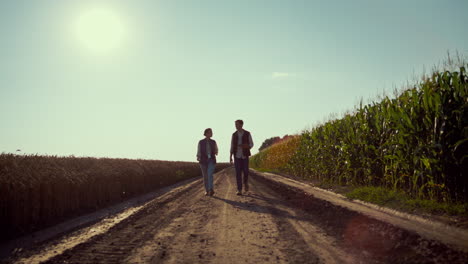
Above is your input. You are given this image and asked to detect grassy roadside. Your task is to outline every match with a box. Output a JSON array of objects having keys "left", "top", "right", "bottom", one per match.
[
  {"left": 335, "top": 184, "right": 468, "bottom": 229},
  {"left": 254, "top": 168, "right": 468, "bottom": 227},
  {"left": 342, "top": 186, "right": 468, "bottom": 215}
]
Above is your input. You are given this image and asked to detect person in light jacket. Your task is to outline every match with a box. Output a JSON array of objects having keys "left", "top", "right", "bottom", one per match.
[{"left": 197, "top": 128, "right": 218, "bottom": 196}]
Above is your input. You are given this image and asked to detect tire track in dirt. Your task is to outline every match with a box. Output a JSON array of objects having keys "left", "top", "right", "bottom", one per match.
[
  {"left": 255, "top": 184, "right": 356, "bottom": 264},
  {"left": 207, "top": 171, "right": 289, "bottom": 263},
  {"left": 124, "top": 171, "right": 227, "bottom": 263},
  {"left": 36, "top": 177, "right": 205, "bottom": 264},
  {"left": 5, "top": 178, "right": 199, "bottom": 264}
]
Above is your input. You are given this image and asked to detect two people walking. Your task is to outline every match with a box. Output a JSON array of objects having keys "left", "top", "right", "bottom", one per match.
[{"left": 197, "top": 119, "right": 253, "bottom": 196}]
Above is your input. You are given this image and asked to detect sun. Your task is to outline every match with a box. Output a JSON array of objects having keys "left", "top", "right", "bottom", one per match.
[{"left": 75, "top": 8, "right": 126, "bottom": 53}]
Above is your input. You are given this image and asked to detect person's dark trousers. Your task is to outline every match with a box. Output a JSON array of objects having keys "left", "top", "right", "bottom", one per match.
[{"left": 234, "top": 158, "right": 249, "bottom": 191}]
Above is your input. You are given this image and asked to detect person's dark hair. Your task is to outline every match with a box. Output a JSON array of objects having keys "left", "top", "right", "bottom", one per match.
[
  {"left": 235, "top": 119, "right": 244, "bottom": 126},
  {"left": 204, "top": 128, "right": 212, "bottom": 136}
]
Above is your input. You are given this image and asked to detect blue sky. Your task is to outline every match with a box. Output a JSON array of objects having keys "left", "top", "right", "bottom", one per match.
[{"left": 1, "top": 0, "right": 467, "bottom": 162}]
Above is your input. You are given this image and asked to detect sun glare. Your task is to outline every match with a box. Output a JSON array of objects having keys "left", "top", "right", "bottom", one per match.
[{"left": 75, "top": 8, "right": 126, "bottom": 53}]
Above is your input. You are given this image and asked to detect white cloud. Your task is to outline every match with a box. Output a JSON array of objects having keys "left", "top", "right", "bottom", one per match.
[{"left": 271, "top": 72, "right": 296, "bottom": 79}]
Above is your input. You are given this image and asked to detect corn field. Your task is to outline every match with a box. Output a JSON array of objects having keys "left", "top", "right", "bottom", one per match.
[
  {"left": 0, "top": 154, "right": 228, "bottom": 242},
  {"left": 250, "top": 136, "right": 300, "bottom": 171},
  {"left": 252, "top": 65, "right": 468, "bottom": 203}
]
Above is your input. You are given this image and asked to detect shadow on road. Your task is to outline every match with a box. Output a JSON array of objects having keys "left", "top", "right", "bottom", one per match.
[{"left": 211, "top": 194, "right": 309, "bottom": 222}]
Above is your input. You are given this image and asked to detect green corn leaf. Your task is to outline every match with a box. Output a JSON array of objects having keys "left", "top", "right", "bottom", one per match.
[{"left": 454, "top": 138, "right": 468, "bottom": 152}]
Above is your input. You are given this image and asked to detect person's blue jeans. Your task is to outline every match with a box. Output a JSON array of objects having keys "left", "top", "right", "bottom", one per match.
[
  {"left": 234, "top": 158, "right": 249, "bottom": 191},
  {"left": 200, "top": 159, "right": 215, "bottom": 192}
]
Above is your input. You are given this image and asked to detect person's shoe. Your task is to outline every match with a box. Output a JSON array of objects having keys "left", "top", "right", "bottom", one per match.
[
  {"left": 209, "top": 190, "right": 215, "bottom": 196},
  {"left": 204, "top": 191, "right": 209, "bottom": 196},
  {"left": 244, "top": 182, "right": 249, "bottom": 192},
  {"left": 236, "top": 190, "right": 242, "bottom": 195}
]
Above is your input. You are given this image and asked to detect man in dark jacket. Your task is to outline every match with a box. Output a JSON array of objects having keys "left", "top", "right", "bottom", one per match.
[{"left": 230, "top": 120, "right": 254, "bottom": 195}]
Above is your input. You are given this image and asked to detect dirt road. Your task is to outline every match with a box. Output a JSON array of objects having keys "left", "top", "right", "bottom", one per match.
[{"left": 6, "top": 168, "right": 468, "bottom": 264}]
